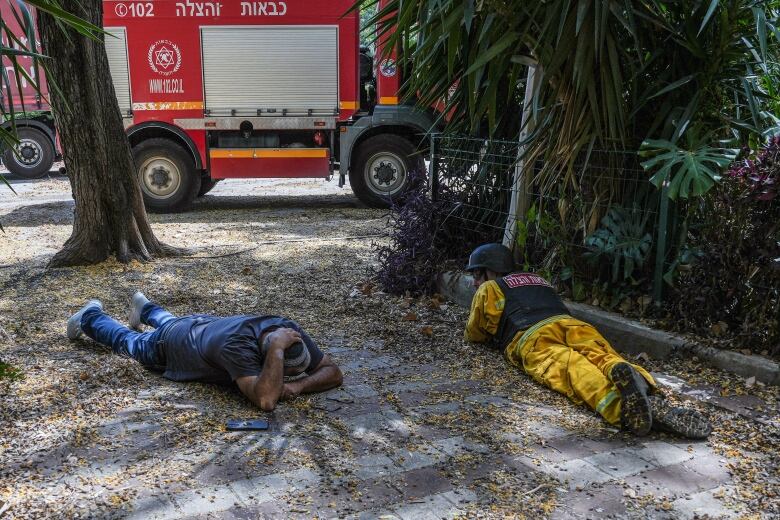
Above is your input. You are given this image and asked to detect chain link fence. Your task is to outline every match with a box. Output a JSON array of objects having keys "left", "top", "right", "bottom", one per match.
[
  {"left": 405, "top": 133, "right": 779, "bottom": 353},
  {"left": 428, "top": 134, "right": 670, "bottom": 300}
]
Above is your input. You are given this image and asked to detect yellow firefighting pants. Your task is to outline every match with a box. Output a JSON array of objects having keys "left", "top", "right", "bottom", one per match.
[{"left": 504, "top": 316, "right": 656, "bottom": 426}]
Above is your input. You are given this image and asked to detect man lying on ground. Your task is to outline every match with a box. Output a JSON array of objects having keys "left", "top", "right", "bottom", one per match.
[
  {"left": 67, "top": 293, "right": 342, "bottom": 411},
  {"left": 464, "top": 243, "right": 711, "bottom": 439}
]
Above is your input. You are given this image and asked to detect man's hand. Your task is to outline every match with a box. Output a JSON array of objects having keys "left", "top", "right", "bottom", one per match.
[
  {"left": 280, "top": 383, "right": 301, "bottom": 401},
  {"left": 265, "top": 328, "right": 302, "bottom": 351},
  {"left": 237, "top": 344, "right": 342, "bottom": 413}
]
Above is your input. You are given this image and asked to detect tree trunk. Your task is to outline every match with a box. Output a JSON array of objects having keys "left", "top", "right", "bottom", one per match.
[{"left": 37, "top": 0, "right": 181, "bottom": 266}]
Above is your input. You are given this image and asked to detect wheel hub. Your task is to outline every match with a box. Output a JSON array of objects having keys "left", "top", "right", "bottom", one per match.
[
  {"left": 17, "top": 141, "right": 40, "bottom": 164},
  {"left": 365, "top": 152, "right": 407, "bottom": 197},
  {"left": 150, "top": 167, "right": 172, "bottom": 189},
  {"left": 139, "top": 156, "right": 182, "bottom": 199},
  {"left": 374, "top": 161, "right": 398, "bottom": 185},
  {"left": 20, "top": 146, "right": 36, "bottom": 161}
]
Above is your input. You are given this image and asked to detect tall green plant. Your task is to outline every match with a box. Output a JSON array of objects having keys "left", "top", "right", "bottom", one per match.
[{"left": 356, "top": 1, "right": 780, "bottom": 201}]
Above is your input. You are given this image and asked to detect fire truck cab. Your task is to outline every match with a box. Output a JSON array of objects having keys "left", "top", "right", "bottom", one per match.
[{"left": 102, "top": 0, "right": 435, "bottom": 211}]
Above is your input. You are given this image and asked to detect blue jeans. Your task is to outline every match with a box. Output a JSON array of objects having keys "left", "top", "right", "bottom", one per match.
[{"left": 81, "top": 303, "right": 177, "bottom": 371}]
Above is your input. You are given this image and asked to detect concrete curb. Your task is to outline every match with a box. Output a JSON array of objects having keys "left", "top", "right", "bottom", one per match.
[{"left": 437, "top": 271, "right": 780, "bottom": 387}]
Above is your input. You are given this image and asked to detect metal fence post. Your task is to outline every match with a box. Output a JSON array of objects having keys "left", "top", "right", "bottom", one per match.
[
  {"left": 503, "top": 65, "right": 541, "bottom": 250},
  {"left": 653, "top": 183, "right": 670, "bottom": 303},
  {"left": 429, "top": 132, "right": 440, "bottom": 201}
]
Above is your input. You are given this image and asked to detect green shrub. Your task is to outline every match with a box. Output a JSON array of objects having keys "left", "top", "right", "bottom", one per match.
[{"left": 664, "top": 136, "right": 780, "bottom": 355}]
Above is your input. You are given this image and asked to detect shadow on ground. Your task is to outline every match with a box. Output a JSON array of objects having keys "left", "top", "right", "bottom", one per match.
[
  {"left": 2, "top": 171, "right": 67, "bottom": 185},
  {"left": 0, "top": 193, "right": 368, "bottom": 228}
]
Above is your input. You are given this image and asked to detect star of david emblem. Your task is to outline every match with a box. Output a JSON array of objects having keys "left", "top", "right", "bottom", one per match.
[
  {"left": 154, "top": 46, "right": 176, "bottom": 70},
  {"left": 147, "top": 40, "right": 182, "bottom": 76}
]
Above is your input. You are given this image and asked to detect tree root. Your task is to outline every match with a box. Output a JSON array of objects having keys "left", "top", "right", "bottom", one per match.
[{"left": 156, "top": 243, "right": 194, "bottom": 258}]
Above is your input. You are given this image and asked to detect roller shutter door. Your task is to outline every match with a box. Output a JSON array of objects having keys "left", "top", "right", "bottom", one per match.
[
  {"left": 201, "top": 26, "right": 338, "bottom": 116},
  {"left": 105, "top": 28, "right": 131, "bottom": 114}
]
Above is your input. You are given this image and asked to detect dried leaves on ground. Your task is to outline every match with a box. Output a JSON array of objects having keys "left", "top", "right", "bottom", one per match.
[{"left": 0, "top": 178, "right": 777, "bottom": 518}]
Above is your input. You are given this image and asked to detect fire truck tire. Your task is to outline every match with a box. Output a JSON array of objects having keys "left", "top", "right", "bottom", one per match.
[
  {"left": 197, "top": 178, "right": 221, "bottom": 197},
  {"left": 2, "top": 127, "right": 55, "bottom": 179},
  {"left": 133, "top": 138, "right": 200, "bottom": 213},
  {"left": 350, "top": 135, "right": 422, "bottom": 208}
]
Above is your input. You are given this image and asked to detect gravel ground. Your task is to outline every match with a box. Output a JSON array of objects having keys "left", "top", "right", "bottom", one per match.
[{"left": 0, "top": 175, "right": 778, "bottom": 519}]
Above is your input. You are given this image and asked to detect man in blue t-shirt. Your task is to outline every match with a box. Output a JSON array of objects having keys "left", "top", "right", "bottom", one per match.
[{"left": 66, "top": 293, "right": 342, "bottom": 411}]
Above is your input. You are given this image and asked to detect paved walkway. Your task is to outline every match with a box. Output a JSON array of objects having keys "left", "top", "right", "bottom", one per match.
[
  {"left": 105, "top": 345, "right": 751, "bottom": 520},
  {"left": 3, "top": 172, "right": 774, "bottom": 520}
]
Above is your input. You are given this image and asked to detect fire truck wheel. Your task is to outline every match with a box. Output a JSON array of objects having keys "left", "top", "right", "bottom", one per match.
[
  {"left": 350, "top": 135, "right": 421, "bottom": 208},
  {"left": 2, "top": 127, "right": 55, "bottom": 179},
  {"left": 133, "top": 139, "right": 200, "bottom": 213},
  {"left": 197, "top": 178, "right": 221, "bottom": 197}
]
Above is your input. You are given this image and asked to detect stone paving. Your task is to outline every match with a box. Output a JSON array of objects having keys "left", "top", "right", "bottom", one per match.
[{"left": 99, "top": 344, "right": 753, "bottom": 520}]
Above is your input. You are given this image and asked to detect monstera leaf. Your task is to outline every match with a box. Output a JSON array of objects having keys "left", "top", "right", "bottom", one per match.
[
  {"left": 585, "top": 207, "right": 652, "bottom": 282},
  {"left": 639, "top": 138, "right": 738, "bottom": 200}
]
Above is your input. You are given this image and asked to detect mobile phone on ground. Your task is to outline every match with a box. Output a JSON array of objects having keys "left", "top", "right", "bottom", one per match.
[{"left": 226, "top": 419, "right": 269, "bottom": 431}]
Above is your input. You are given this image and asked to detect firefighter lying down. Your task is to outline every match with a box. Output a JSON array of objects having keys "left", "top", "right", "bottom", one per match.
[{"left": 464, "top": 243, "right": 712, "bottom": 439}]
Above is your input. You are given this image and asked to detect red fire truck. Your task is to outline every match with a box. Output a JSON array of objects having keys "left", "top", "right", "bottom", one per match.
[
  {"left": 0, "top": 0, "right": 58, "bottom": 179},
  {"left": 104, "top": 0, "right": 441, "bottom": 211},
  {"left": 2, "top": 0, "right": 436, "bottom": 210}
]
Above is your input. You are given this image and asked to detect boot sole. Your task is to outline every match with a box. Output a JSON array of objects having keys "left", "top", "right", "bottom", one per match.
[
  {"left": 129, "top": 307, "right": 142, "bottom": 330},
  {"left": 651, "top": 398, "right": 712, "bottom": 439},
  {"left": 611, "top": 363, "right": 652, "bottom": 436}
]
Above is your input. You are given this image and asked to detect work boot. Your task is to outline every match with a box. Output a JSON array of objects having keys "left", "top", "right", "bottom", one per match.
[
  {"left": 650, "top": 395, "right": 712, "bottom": 439},
  {"left": 129, "top": 291, "right": 149, "bottom": 331},
  {"left": 67, "top": 300, "right": 103, "bottom": 340},
  {"left": 610, "top": 362, "right": 652, "bottom": 436}
]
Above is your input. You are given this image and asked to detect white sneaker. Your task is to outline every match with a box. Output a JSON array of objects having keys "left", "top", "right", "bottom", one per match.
[
  {"left": 67, "top": 300, "right": 103, "bottom": 340},
  {"left": 129, "top": 291, "right": 150, "bottom": 331}
]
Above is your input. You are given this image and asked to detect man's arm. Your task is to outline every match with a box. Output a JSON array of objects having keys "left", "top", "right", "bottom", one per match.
[
  {"left": 281, "top": 354, "right": 342, "bottom": 400},
  {"left": 235, "top": 328, "right": 301, "bottom": 411}
]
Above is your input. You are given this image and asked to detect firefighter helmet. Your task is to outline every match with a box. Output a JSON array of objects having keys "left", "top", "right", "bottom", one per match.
[{"left": 466, "top": 243, "right": 515, "bottom": 274}]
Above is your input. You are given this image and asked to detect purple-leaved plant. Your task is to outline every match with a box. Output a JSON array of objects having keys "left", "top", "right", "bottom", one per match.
[
  {"left": 726, "top": 135, "right": 779, "bottom": 201},
  {"left": 374, "top": 169, "right": 460, "bottom": 296}
]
